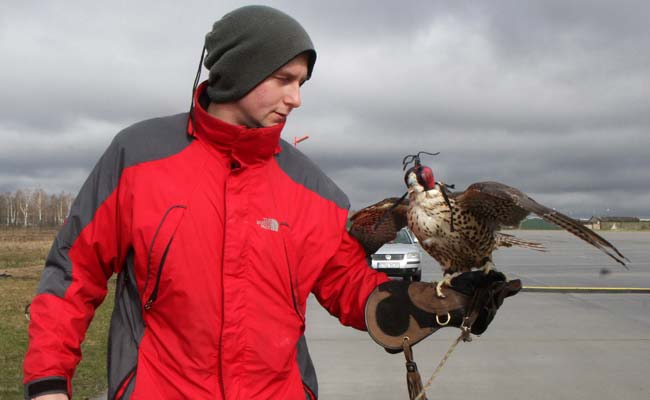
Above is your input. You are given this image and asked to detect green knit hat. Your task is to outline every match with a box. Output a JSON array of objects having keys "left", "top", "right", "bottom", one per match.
[{"left": 204, "top": 5, "right": 317, "bottom": 103}]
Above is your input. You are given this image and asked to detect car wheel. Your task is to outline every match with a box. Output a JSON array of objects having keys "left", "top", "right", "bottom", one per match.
[{"left": 412, "top": 271, "right": 421, "bottom": 282}]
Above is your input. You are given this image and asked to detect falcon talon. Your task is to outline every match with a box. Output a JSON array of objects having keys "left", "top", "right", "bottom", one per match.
[
  {"left": 435, "top": 281, "right": 446, "bottom": 298},
  {"left": 479, "top": 261, "right": 494, "bottom": 274},
  {"left": 436, "top": 272, "right": 460, "bottom": 297}
]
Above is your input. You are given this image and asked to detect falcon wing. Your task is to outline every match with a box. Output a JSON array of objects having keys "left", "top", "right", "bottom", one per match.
[
  {"left": 455, "top": 181, "right": 629, "bottom": 267},
  {"left": 348, "top": 197, "right": 409, "bottom": 256}
]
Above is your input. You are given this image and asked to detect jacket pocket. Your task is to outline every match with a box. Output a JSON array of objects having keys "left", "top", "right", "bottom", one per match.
[
  {"left": 142, "top": 205, "right": 186, "bottom": 311},
  {"left": 279, "top": 224, "right": 305, "bottom": 324}
]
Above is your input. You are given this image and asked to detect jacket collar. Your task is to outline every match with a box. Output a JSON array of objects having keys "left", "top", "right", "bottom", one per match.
[{"left": 188, "top": 81, "right": 283, "bottom": 166}]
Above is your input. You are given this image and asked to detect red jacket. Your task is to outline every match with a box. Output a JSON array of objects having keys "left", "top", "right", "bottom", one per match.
[{"left": 24, "top": 83, "right": 388, "bottom": 399}]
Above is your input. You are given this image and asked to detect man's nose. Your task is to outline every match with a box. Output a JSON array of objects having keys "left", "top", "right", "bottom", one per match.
[{"left": 285, "top": 83, "right": 302, "bottom": 108}]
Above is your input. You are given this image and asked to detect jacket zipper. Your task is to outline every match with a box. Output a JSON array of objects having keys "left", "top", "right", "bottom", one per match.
[
  {"left": 144, "top": 236, "right": 174, "bottom": 311},
  {"left": 281, "top": 232, "right": 305, "bottom": 324},
  {"left": 219, "top": 165, "right": 238, "bottom": 400},
  {"left": 142, "top": 205, "right": 186, "bottom": 311}
]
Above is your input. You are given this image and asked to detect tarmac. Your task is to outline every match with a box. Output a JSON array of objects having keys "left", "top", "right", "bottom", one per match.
[{"left": 93, "top": 231, "right": 650, "bottom": 399}]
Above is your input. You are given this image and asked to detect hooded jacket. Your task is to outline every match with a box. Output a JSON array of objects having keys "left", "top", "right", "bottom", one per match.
[{"left": 24, "top": 82, "right": 389, "bottom": 399}]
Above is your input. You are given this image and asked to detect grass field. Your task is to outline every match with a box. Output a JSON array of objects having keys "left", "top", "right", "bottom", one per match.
[{"left": 0, "top": 228, "right": 114, "bottom": 400}]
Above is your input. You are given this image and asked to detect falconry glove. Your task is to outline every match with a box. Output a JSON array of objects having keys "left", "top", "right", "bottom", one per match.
[{"left": 365, "top": 271, "right": 521, "bottom": 352}]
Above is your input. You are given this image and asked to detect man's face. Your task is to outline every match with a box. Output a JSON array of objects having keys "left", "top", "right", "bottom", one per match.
[{"left": 233, "top": 53, "right": 309, "bottom": 128}]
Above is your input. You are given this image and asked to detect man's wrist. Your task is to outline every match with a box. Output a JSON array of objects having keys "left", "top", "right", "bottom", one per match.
[{"left": 24, "top": 377, "right": 68, "bottom": 400}]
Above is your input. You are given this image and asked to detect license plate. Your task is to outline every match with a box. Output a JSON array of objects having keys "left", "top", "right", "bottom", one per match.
[{"left": 378, "top": 262, "right": 400, "bottom": 268}]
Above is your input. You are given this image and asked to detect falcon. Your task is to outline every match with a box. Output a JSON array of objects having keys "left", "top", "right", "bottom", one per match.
[{"left": 349, "top": 153, "right": 629, "bottom": 297}]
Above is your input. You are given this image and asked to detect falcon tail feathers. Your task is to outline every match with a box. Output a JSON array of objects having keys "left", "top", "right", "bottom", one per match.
[
  {"left": 495, "top": 233, "right": 546, "bottom": 252},
  {"left": 540, "top": 211, "right": 630, "bottom": 269}
]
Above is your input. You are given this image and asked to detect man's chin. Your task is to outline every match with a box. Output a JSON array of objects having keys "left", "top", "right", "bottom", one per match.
[{"left": 261, "top": 118, "right": 286, "bottom": 127}]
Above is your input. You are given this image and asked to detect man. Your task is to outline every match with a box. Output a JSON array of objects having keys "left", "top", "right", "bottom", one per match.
[{"left": 24, "top": 6, "right": 514, "bottom": 400}]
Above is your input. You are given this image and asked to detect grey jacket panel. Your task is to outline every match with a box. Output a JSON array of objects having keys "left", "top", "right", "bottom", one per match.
[
  {"left": 37, "top": 113, "right": 192, "bottom": 297},
  {"left": 275, "top": 139, "right": 350, "bottom": 211},
  {"left": 107, "top": 251, "right": 144, "bottom": 400},
  {"left": 297, "top": 335, "right": 318, "bottom": 399}
]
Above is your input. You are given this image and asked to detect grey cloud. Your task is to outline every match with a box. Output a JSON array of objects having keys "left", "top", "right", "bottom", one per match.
[{"left": 1, "top": 0, "right": 649, "bottom": 219}]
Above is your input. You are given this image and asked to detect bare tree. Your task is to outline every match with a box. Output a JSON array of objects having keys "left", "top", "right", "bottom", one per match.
[
  {"left": 11, "top": 195, "right": 17, "bottom": 225},
  {"left": 0, "top": 193, "right": 8, "bottom": 226},
  {"left": 16, "top": 189, "right": 31, "bottom": 227},
  {"left": 6, "top": 193, "right": 17, "bottom": 226},
  {"left": 51, "top": 191, "right": 74, "bottom": 226},
  {"left": 57, "top": 194, "right": 64, "bottom": 225},
  {"left": 0, "top": 188, "right": 75, "bottom": 228},
  {"left": 56, "top": 192, "right": 67, "bottom": 225},
  {"left": 33, "top": 187, "right": 46, "bottom": 226}
]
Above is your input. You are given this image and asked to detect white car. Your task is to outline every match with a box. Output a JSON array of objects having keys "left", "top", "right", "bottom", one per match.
[{"left": 370, "top": 228, "right": 422, "bottom": 281}]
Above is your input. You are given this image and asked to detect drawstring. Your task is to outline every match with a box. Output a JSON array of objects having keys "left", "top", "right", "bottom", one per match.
[
  {"left": 188, "top": 45, "right": 207, "bottom": 135},
  {"left": 439, "top": 183, "right": 456, "bottom": 232}
]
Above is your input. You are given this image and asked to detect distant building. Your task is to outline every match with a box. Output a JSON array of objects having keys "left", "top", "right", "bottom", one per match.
[{"left": 584, "top": 216, "right": 650, "bottom": 231}]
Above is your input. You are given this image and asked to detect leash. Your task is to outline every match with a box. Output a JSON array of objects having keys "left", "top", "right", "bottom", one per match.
[{"left": 403, "top": 288, "right": 487, "bottom": 400}]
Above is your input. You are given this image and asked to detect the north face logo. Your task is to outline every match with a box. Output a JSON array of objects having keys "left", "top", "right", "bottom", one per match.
[{"left": 257, "top": 218, "right": 279, "bottom": 232}]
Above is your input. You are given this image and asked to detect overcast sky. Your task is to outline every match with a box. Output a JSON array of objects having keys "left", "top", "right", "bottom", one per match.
[{"left": 2, "top": 0, "right": 649, "bottom": 218}]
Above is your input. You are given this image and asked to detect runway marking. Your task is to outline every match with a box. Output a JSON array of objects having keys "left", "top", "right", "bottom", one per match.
[{"left": 522, "top": 286, "right": 650, "bottom": 293}]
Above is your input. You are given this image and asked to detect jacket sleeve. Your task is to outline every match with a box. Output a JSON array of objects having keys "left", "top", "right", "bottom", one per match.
[
  {"left": 23, "top": 137, "right": 131, "bottom": 399},
  {"left": 312, "top": 229, "right": 390, "bottom": 330}
]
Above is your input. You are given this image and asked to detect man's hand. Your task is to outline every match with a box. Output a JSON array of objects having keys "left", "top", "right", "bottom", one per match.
[
  {"left": 449, "top": 270, "right": 522, "bottom": 334},
  {"left": 32, "top": 394, "right": 69, "bottom": 400},
  {"left": 365, "top": 270, "right": 521, "bottom": 352}
]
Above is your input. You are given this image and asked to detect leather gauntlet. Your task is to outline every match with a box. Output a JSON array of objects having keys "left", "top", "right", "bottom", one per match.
[{"left": 365, "top": 271, "right": 521, "bottom": 352}]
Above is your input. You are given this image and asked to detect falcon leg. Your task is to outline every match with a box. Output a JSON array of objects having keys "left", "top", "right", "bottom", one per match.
[
  {"left": 478, "top": 259, "right": 507, "bottom": 279},
  {"left": 480, "top": 260, "right": 494, "bottom": 274},
  {"left": 436, "top": 272, "right": 462, "bottom": 298}
]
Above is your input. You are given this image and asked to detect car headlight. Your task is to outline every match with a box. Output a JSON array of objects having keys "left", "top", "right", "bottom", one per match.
[{"left": 406, "top": 252, "right": 420, "bottom": 260}]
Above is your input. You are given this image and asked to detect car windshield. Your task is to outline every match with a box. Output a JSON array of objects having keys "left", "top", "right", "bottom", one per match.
[{"left": 391, "top": 229, "right": 413, "bottom": 244}]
